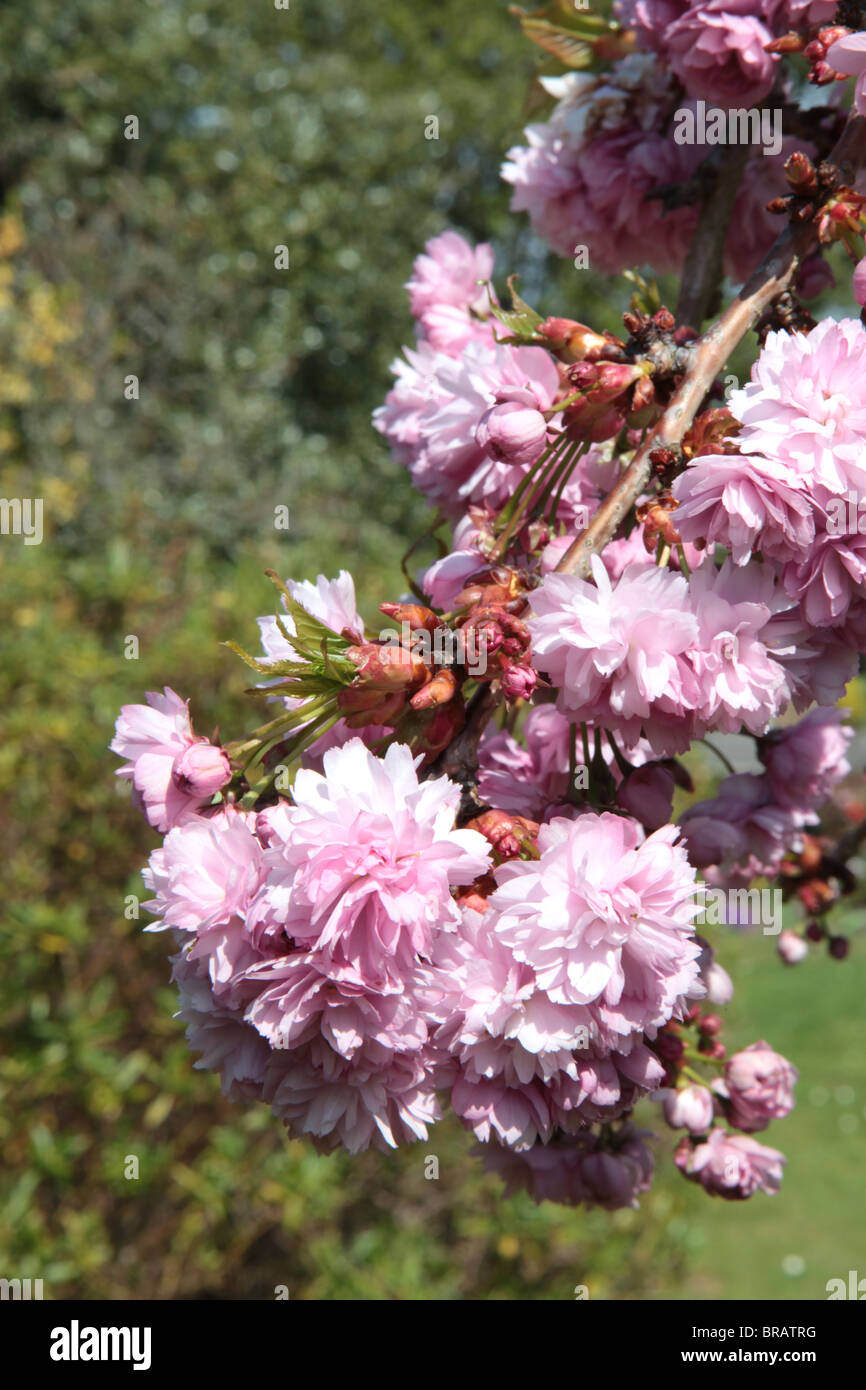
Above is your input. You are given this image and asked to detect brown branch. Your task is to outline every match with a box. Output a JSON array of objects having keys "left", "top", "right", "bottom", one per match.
[
  {"left": 676, "top": 144, "right": 750, "bottom": 331},
  {"left": 555, "top": 113, "right": 866, "bottom": 582}
]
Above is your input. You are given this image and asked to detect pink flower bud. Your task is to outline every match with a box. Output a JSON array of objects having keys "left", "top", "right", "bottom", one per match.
[
  {"left": 777, "top": 929, "right": 809, "bottom": 965},
  {"left": 616, "top": 762, "right": 675, "bottom": 830},
  {"left": 705, "top": 960, "right": 734, "bottom": 1006},
  {"left": 475, "top": 387, "right": 549, "bottom": 467},
  {"left": 171, "top": 740, "right": 232, "bottom": 798},
  {"left": 724, "top": 1041, "right": 798, "bottom": 1133},
  {"left": 854, "top": 256, "right": 866, "bottom": 308},
  {"left": 499, "top": 660, "right": 538, "bottom": 701},
  {"left": 661, "top": 1084, "right": 715, "bottom": 1134}
]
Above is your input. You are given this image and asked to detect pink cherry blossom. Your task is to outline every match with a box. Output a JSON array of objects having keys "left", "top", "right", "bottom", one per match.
[
  {"left": 722, "top": 1040, "right": 798, "bottom": 1132},
  {"left": 489, "top": 813, "right": 702, "bottom": 1045},
  {"left": 728, "top": 318, "right": 866, "bottom": 497},
  {"left": 248, "top": 739, "right": 491, "bottom": 991},
  {"left": 528, "top": 556, "right": 700, "bottom": 755},
  {"left": 111, "top": 687, "right": 232, "bottom": 832},
  {"left": 675, "top": 1127, "right": 786, "bottom": 1198}
]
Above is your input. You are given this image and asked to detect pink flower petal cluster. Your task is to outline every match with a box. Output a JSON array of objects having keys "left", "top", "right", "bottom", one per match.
[
  {"left": 502, "top": 60, "right": 702, "bottom": 274},
  {"left": 111, "top": 687, "right": 232, "bottom": 832},
  {"left": 679, "top": 771, "right": 800, "bottom": 880},
  {"left": 374, "top": 339, "right": 561, "bottom": 520},
  {"left": 665, "top": 5, "right": 777, "bottom": 108},
  {"left": 677, "top": 320, "right": 866, "bottom": 628},
  {"left": 729, "top": 319, "right": 866, "bottom": 497},
  {"left": 142, "top": 741, "right": 491, "bottom": 1153},
  {"left": 250, "top": 739, "right": 491, "bottom": 990},
  {"left": 426, "top": 811, "right": 702, "bottom": 1150},
  {"left": 675, "top": 1127, "right": 786, "bottom": 1197},
  {"left": 478, "top": 1125, "right": 655, "bottom": 1209},
  {"left": 528, "top": 556, "right": 791, "bottom": 753},
  {"left": 721, "top": 1040, "right": 798, "bottom": 1131},
  {"left": 489, "top": 814, "right": 702, "bottom": 1045},
  {"left": 759, "top": 705, "right": 853, "bottom": 813},
  {"left": 405, "top": 230, "right": 498, "bottom": 354}
]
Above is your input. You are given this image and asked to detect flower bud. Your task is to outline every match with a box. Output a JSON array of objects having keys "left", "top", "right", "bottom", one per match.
[
  {"left": 537, "top": 316, "right": 613, "bottom": 363},
  {"left": 724, "top": 1041, "right": 798, "bottom": 1132},
  {"left": 475, "top": 388, "right": 549, "bottom": 467},
  {"left": 777, "top": 929, "right": 809, "bottom": 965},
  {"left": 784, "top": 150, "right": 817, "bottom": 195},
  {"left": 705, "top": 960, "right": 734, "bottom": 1006},
  {"left": 171, "top": 741, "right": 232, "bottom": 798},
  {"left": 409, "top": 667, "right": 458, "bottom": 711},
  {"left": 828, "top": 935, "right": 850, "bottom": 959},
  {"left": 345, "top": 642, "right": 427, "bottom": 691},
  {"left": 379, "top": 601, "right": 442, "bottom": 634},
  {"left": 661, "top": 1084, "right": 715, "bottom": 1134},
  {"left": 616, "top": 762, "right": 675, "bottom": 830},
  {"left": 500, "top": 660, "right": 538, "bottom": 702}
]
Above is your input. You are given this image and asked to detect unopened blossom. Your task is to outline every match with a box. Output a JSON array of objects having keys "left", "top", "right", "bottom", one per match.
[
  {"left": 704, "top": 958, "right": 735, "bottom": 1006},
  {"left": 528, "top": 556, "right": 700, "bottom": 755},
  {"left": 777, "top": 929, "right": 810, "bottom": 964},
  {"left": 171, "top": 741, "right": 232, "bottom": 799},
  {"left": 247, "top": 739, "right": 491, "bottom": 991},
  {"left": 675, "top": 1128, "right": 786, "bottom": 1198},
  {"left": 475, "top": 387, "right": 550, "bottom": 467},
  {"left": 723, "top": 1041, "right": 798, "bottom": 1132},
  {"left": 854, "top": 255, "right": 866, "bottom": 307},
  {"left": 759, "top": 706, "right": 853, "bottom": 819},
  {"left": 111, "top": 687, "right": 232, "bottom": 832},
  {"left": 660, "top": 1083, "right": 715, "bottom": 1134}
]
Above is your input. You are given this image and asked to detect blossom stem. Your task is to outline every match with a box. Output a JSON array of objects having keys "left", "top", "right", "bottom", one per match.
[{"left": 701, "top": 738, "right": 737, "bottom": 776}]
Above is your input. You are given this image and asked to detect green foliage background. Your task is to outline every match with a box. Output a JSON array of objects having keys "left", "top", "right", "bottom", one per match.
[{"left": 1, "top": 0, "right": 864, "bottom": 1300}]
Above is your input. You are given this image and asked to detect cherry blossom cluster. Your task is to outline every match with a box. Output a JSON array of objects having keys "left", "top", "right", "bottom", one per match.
[{"left": 113, "top": 5, "right": 866, "bottom": 1211}]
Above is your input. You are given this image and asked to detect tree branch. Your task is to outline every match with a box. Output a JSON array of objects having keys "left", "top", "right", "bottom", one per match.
[
  {"left": 555, "top": 113, "right": 866, "bottom": 582},
  {"left": 676, "top": 145, "right": 749, "bottom": 330}
]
